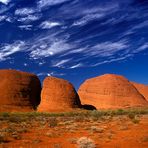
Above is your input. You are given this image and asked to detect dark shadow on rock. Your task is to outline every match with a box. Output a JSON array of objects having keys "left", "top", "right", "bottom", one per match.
[{"left": 81, "top": 104, "right": 97, "bottom": 110}]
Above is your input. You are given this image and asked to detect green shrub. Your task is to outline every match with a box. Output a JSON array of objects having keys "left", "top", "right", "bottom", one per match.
[{"left": 1, "top": 112, "right": 10, "bottom": 118}]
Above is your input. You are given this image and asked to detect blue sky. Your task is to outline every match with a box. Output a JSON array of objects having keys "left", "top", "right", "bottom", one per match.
[{"left": 0, "top": 0, "right": 148, "bottom": 89}]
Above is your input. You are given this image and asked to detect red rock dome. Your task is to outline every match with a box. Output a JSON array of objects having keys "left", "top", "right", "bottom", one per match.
[
  {"left": 0, "top": 69, "right": 41, "bottom": 112},
  {"left": 38, "top": 76, "right": 81, "bottom": 112},
  {"left": 131, "top": 82, "right": 148, "bottom": 102},
  {"left": 78, "top": 74, "right": 148, "bottom": 109}
]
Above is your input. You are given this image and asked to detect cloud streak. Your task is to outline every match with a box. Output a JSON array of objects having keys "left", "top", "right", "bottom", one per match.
[
  {"left": 17, "top": 15, "right": 40, "bottom": 23},
  {"left": 0, "top": 41, "right": 25, "bottom": 61},
  {"left": 39, "top": 21, "right": 61, "bottom": 29},
  {"left": 0, "top": 0, "right": 10, "bottom": 5},
  {"left": 15, "top": 8, "right": 36, "bottom": 16},
  {"left": 38, "top": 0, "right": 71, "bottom": 8},
  {"left": 0, "top": 0, "right": 147, "bottom": 71},
  {"left": 30, "top": 39, "right": 74, "bottom": 59},
  {"left": 87, "top": 40, "right": 129, "bottom": 57}
]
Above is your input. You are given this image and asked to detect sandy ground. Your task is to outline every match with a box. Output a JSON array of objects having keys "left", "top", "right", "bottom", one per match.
[{"left": 0, "top": 113, "right": 148, "bottom": 148}]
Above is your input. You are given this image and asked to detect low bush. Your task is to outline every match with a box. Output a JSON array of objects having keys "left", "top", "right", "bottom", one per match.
[{"left": 77, "top": 137, "right": 96, "bottom": 148}]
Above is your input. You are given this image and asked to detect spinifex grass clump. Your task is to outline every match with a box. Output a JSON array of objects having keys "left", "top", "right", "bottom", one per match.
[
  {"left": 128, "top": 112, "right": 140, "bottom": 124},
  {"left": 77, "top": 137, "right": 96, "bottom": 148},
  {"left": 0, "top": 133, "right": 9, "bottom": 144}
]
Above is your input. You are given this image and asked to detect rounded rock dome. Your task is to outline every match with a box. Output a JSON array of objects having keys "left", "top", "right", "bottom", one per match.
[
  {"left": 78, "top": 74, "right": 148, "bottom": 109},
  {"left": 0, "top": 69, "right": 41, "bottom": 112},
  {"left": 38, "top": 76, "right": 81, "bottom": 112}
]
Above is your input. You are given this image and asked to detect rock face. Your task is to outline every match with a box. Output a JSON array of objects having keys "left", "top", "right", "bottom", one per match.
[
  {"left": 78, "top": 74, "right": 148, "bottom": 109},
  {"left": 38, "top": 76, "right": 81, "bottom": 112},
  {"left": 131, "top": 82, "right": 148, "bottom": 102},
  {"left": 0, "top": 69, "right": 41, "bottom": 112}
]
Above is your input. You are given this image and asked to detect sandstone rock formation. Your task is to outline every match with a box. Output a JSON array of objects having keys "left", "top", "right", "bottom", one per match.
[
  {"left": 0, "top": 69, "right": 41, "bottom": 112},
  {"left": 38, "top": 76, "right": 81, "bottom": 112},
  {"left": 131, "top": 82, "right": 148, "bottom": 102},
  {"left": 78, "top": 74, "right": 148, "bottom": 109}
]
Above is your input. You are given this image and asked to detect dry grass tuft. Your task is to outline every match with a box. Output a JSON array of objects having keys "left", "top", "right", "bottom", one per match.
[{"left": 77, "top": 137, "right": 96, "bottom": 148}]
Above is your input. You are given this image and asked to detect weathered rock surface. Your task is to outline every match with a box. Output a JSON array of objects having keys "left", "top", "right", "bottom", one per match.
[
  {"left": 38, "top": 76, "right": 81, "bottom": 112},
  {"left": 0, "top": 69, "right": 41, "bottom": 112},
  {"left": 78, "top": 74, "right": 148, "bottom": 109},
  {"left": 131, "top": 82, "right": 148, "bottom": 102}
]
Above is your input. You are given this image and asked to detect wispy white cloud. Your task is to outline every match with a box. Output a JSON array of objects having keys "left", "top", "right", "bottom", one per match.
[
  {"left": 23, "top": 63, "right": 28, "bottom": 67},
  {"left": 134, "top": 43, "right": 148, "bottom": 53},
  {"left": 0, "top": 15, "right": 6, "bottom": 21},
  {"left": 39, "top": 21, "right": 61, "bottom": 29},
  {"left": 72, "top": 4, "right": 119, "bottom": 26},
  {"left": 26, "top": 34, "right": 136, "bottom": 69},
  {"left": 38, "top": 0, "right": 71, "bottom": 8},
  {"left": 0, "top": 0, "right": 10, "bottom": 5},
  {"left": 73, "top": 13, "right": 105, "bottom": 26},
  {"left": 0, "top": 41, "right": 25, "bottom": 61},
  {"left": 0, "top": 3, "right": 14, "bottom": 15},
  {"left": 38, "top": 60, "right": 46, "bottom": 66},
  {"left": 132, "top": 20, "right": 148, "bottom": 30},
  {"left": 37, "top": 72, "right": 47, "bottom": 76},
  {"left": 70, "top": 63, "right": 83, "bottom": 69},
  {"left": 17, "top": 15, "right": 40, "bottom": 23},
  {"left": 18, "top": 25, "right": 33, "bottom": 30},
  {"left": 68, "top": 48, "right": 86, "bottom": 54},
  {"left": 92, "top": 54, "right": 133, "bottom": 66},
  {"left": 5, "top": 16, "right": 13, "bottom": 22},
  {"left": 87, "top": 40, "right": 129, "bottom": 57},
  {"left": 0, "top": 15, "right": 14, "bottom": 23},
  {"left": 52, "top": 59, "right": 71, "bottom": 68},
  {"left": 15, "top": 8, "right": 36, "bottom": 16},
  {"left": 0, "top": 0, "right": 147, "bottom": 71},
  {"left": 30, "top": 39, "right": 74, "bottom": 59},
  {"left": 47, "top": 71, "right": 65, "bottom": 76},
  {"left": 81, "top": 4, "right": 119, "bottom": 15},
  {"left": 37, "top": 72, "right": 66, "bottom": 77},
  {"left": 15, "top": 7, "right": 41, "bottom": 23}
]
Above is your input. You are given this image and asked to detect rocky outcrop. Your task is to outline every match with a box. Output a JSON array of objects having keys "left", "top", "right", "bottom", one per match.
[
  {"left": 38, "top": 76, "right": 81, "bottom": 112},
  {"left": 0, "top": 69, "right": 41, "bottom": 112},
  {"left": 78, "top": 74, "right": 148, "bottom": 109},
  {"left": 131, "top": 82, "right": 148, "bottom": 102}
]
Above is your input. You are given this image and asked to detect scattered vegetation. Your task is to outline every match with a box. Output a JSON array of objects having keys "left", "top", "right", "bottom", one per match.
[
  {"left": 0, "top": 133, "right": 9, "bottom": 144},
  {"left": 0, "top": 109, "right": 147, "bottom": 123},
  {"left": 77, "top": 137, "right": 96, "bottom": 148},
  {"left": 53, "top": 143, "right": 62, "bottom": 148},
  {"left": 132, "top": 118, "right": 140, "bottom": 124},
  {"left": 128, "top": 112, "right": 140, "bottom": 124},
  {"left": 90, "top": 126, "right": 104, "bottom": 133},
  {"left": 119, "top": 125, "right": 129, "bottom": 131},
  {"left": 128, "top": 112, "right": 136, "bottom": 120},
  {"left": 48, "top": 117, "right": 58, "bottom": 128},
  {"left": 32, "top": 139, "right": 42, "bottom": 144},
  {"left": 0, "top": 108, "right": 147, "bottom": 121},
  {"left": 0, "top": 108, "right": 147, "bottom": 147},
  {"left": 11, "top": 132, "right": 21, "bottom": 140},
  {"left": 68, "top": 138, "right": 78, "bottom": 144},
  {"left": 0, "top": 112, "right": 10, "bottom": 118}
]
